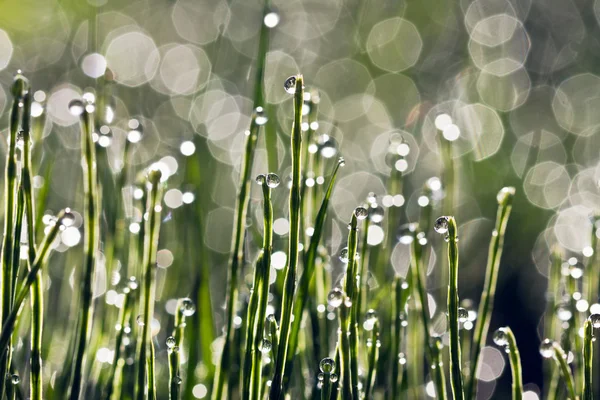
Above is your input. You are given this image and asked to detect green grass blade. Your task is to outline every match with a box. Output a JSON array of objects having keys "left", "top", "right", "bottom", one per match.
[
  {"left": 582, "top": 318, "right": 594, "bottom": 400},
  {"left": 468, "top": 187, "right": 515, "bottom": 400},
  {"left": 283, "top": 157, "right": 344, "bottom": 387},
  {"left": 135, "top": 168, "right": 165, "bottom": 400},
  {"left": 269, "top": 74, "right": 304, "bottom": 400}
]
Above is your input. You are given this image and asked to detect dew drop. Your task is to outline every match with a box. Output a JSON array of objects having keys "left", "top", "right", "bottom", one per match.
[
  {"left": 434, "top": 216, "right": 449, "bottom": 234},
  {"left": 589, "top": 313, "right": 600, "bottom": 328},
  {"left": 267, "top": 314, "right": 276, "bottom": 323},
  {"left": 284, "top": 76, "right": 297, "bottom": 94},
  {"left": 260, "top": 339, "right": 272, "bottom": 353},
  {"left": 256, "top": 174, "right": 266, "bottom": 185},
  {"left": 556, "top": 303, "right": 572, "bottom": 321},
  {"left": 10, "top": 374, "right": 19, "bottom": 385},
  {"left": 338, "top": 157, "right": 346, "bottom": 167},
  {"left": 136, "top": 315, "right": 145, "bottom": 326},
  {"left": 327, "top": 288, "right": 344, "bottom": 308},
  {"left": 180, "top": 298, "right": 196, "bottom": 317},
  {"left": 175, "top": 376, "right": 182, "bottom": 384},
  {"left": 254, "top": 106, "right": 268, "bottom": 126},
  {"left": 539, "top": 339, "right": 554, "bottom": 358},
  {"left": 166, "top": 336, "right": 176, "bottom": 349},
  {"left": 68, "top": 99, "right": 85, "bottom": 116},
  {"left": 264, "top": 12, "right": 280, "bottom": 28},
  {"left": 61, "top": 208, "right": 76, "bottom": 227},
  {"left": 339, "top": 247, "right": 349, "bottom": 263},
  {"left": 330, "top": 373, "right": 338, "bottom": 383},
  {"left": 493, "top": 328, "right": 509, "bottom": 347},
  {"left": 458, "top": 307, "right": 469, "bottom": 323},
  {"left": 128, "top": 277, "right": 139, "bottom": 291},
  {"left": 319, "top": 357, "right": 336, "bottom": 374},
  {"left": 266, "top": 173, "right": 281, "bottom": 188},
  {"left": 397, "top": 223, "right": 417, "bottom": 244},
  {"left": 496, "top": 187, "right": 516, "bottom": 205},
  {"left": 318, "top": 135, "right": 338, "bottom": 159},
  {"left": 354, "top": 206, "right": 368, "bottom": 220},
  {"left": 369, "top": 204, "right": 384, "bottom": 223}
]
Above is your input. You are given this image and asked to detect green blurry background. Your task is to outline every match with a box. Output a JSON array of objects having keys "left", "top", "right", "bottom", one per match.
[{"left": 0, "top": 0, "right": 599, "bottom": 398}]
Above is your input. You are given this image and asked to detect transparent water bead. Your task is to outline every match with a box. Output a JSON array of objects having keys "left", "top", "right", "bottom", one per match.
[
  {"left": 589, "top": 313, "right": 600, "bottom": 328},
  {"left": 556, "top": 303, "right": 572, "bottom": 321},
  {"left": 365, "top": 309, "right": 378, "bottom": 324},
  {"left": 434, "top": 216, "right": 449, "bottom": 234},
  {"left": 68, "top": 99, "right": 85, "bottom": 116},
  {"left": 255, "top": 174, "right": 266, "bottom": 185},
  {"left": 496, "top": 186, "right": 516, "bottom": 204},
  {"left": 61, "top": 208, "right": 76, "bottom": 227},
  {"left": 260, "top": 339, "right": 272, "bottom": 353},
  {"left": 319, "top": 357, "right": 336, "bottom": 374},
  {"left": 136, "top": 315, "right": 145, "bottom": 326},
  {"left": 266, "top": 173, "right": 280, "bottom": 188},
  {"left": 539, "top": 339, "right": 554, "bottom": 358},
  {"left": 354, "top": 206, "right": 368, "bottom": 220},
  {"left": 338, "top": 157, "right": 346, "bottom": 167},
  {"left": 128, "top": 276, "right": 139, "bottom": 290},
  {"left": 284, "top": 76, "right": 297, "bottom": 94},
  {"left": 330, "top": 373, "right": 338, "bottom": 383},
  {"left": 180, "top": 298, "right": 196, "bottom": 316},
  {"left": 166, "top": 336, "right": 176, "bottom": 349},
  {"left": 263, "top": 12, "right": 280, "bottom": 28},
  {"left": 339, "top": 247, "right": 349, "bottom": 263},
  {"left": 254, "top": 106, "right": 268, "bottom": 125},
  {"left": 493, "top": 328, "right": 509, "bottom": 347},
  {"left": 11, "top": 375, "right": 19, "bottom": 385},
  {"left": 327, "top": 288, "right": 344, "bottom": 308},
  {"left": 369, "top": 203, "right": 384, "bottom": 223},
  {"left": 319, "top": 135, "right": 338, "bottom": 159},
  {"left": 458, "top": 307, "right": 469, "bottom": 323}
]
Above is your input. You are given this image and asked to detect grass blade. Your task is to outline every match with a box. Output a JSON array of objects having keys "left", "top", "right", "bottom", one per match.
[
  {"left": 212, "top": 2, "right": 271, "bottom": 395},
  {"left": 468, "top": 187, "right": 515, "bottom": 400},
  {"left": 494, "top": 327, "right": 523, "bottom": 400},
  {"left": 582, "top": 317, "right": 595, "bottom": 400},
  {"left": 269, "top": 74, "right": 304, "bottom": 400},
  {"left": 69, "top": 93, "right": 100, "bottom": 400},
  {"left": 435, "top": 216, "right": 464, "bottom": 400},
  {"left": 135, "top": 167, "right": 165, "bottom": 400},
  {"left": 283, "top": 157, "right": 345, "bottom": 388}
]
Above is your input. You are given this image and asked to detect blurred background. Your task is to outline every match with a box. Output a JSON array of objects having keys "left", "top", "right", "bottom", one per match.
[{"left": 0, "top": 0, "right": 599, "bottom": 399}]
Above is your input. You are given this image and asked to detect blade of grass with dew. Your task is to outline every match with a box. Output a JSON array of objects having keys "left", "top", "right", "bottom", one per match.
[
  {"left": 212, "top": 2, "right": 271, "bottom": 395},
  {"left": 0, "top": 209, "right": 68, "bottom": 363},
  {"left": 550, "top": 341, "right": 577, "bottom": 400},
  {"left": 435, "top": 216, "right": 464, "bottom": 400},
  {"left": 467, "top": 187, "right": 515, "bottom": 400},
  {"left": 364, "top": 316, "right": 380, "bottom": 399},
  {"left": 346, "top": 208, "right": 367, "bottom": 400},
  {"left": 69, "top": 93, "right": 100, "bottom": 400},
  {"left": 21, "top": 99, "right": 43, "bottom": 400},
  {"left": 390, "top": 276, "right": 410, "bottom": 400},
  {"left": 283, "top": 157, "right": 344, "bottom": 390},
  {"left": 544, "top": 247, "right": 563, "bottom": 400},
  {"left": 494, "top": 327, "right": 523, "bottom": 400},
  {"left": 168, "top": 298, "right": 195, "bottom": 400},
  {"left": 269, "top": 74, "right": 304, "bottom": 400},
  {"left": 241, "top": 252, "right": 262, "bottom": 398},
  {"left": 582, "top": 317, "right": 595, "bottom": 400},
  {"left": 249, "top": 176, "right": 276, "bottom": 400},
  {"left": 106, "top": 283, "right": 136, "bottom": 400},
  {"left": 134, "top": 167, "right": 165, "bottom": 400},
  {"left": 410, "top": 229, "right": 447, "bottom": 399},
  {"left": 0, "top": 73, "right": 28, "bottom": 399}
]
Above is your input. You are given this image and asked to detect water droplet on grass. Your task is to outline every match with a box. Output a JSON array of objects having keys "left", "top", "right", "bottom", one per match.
[
  {"left": 434, "top": 217, "right": 449, "bottom": 234},
  {"left": 166, "top": 336, "right": 176, "bottom": 349},
  {"left": 493, "top": 328, "right": 509, "bottom": 347},
  {"left": 284, "top": 76, "right": 297, "bottom": 94},
  {"left": 319, "top": 357, "right": 336, "bottom": 374},
  {"left": 180, "top": 298, "right": 196, "bottom": 316},
  {"left": 354, "top": 206, "right": 368, "bottom": 220},
  {"left": 68, "top": 99, "right": 84, "bottom": 116},
  {"left": 539, "top": 339, "right": 554, "bottom": 358},
  {"left": 266, "top": 173, "right": 280, "bottom": 188},
  {"left": 327, "top": 288, "right": 344, "bottom": 308}
]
